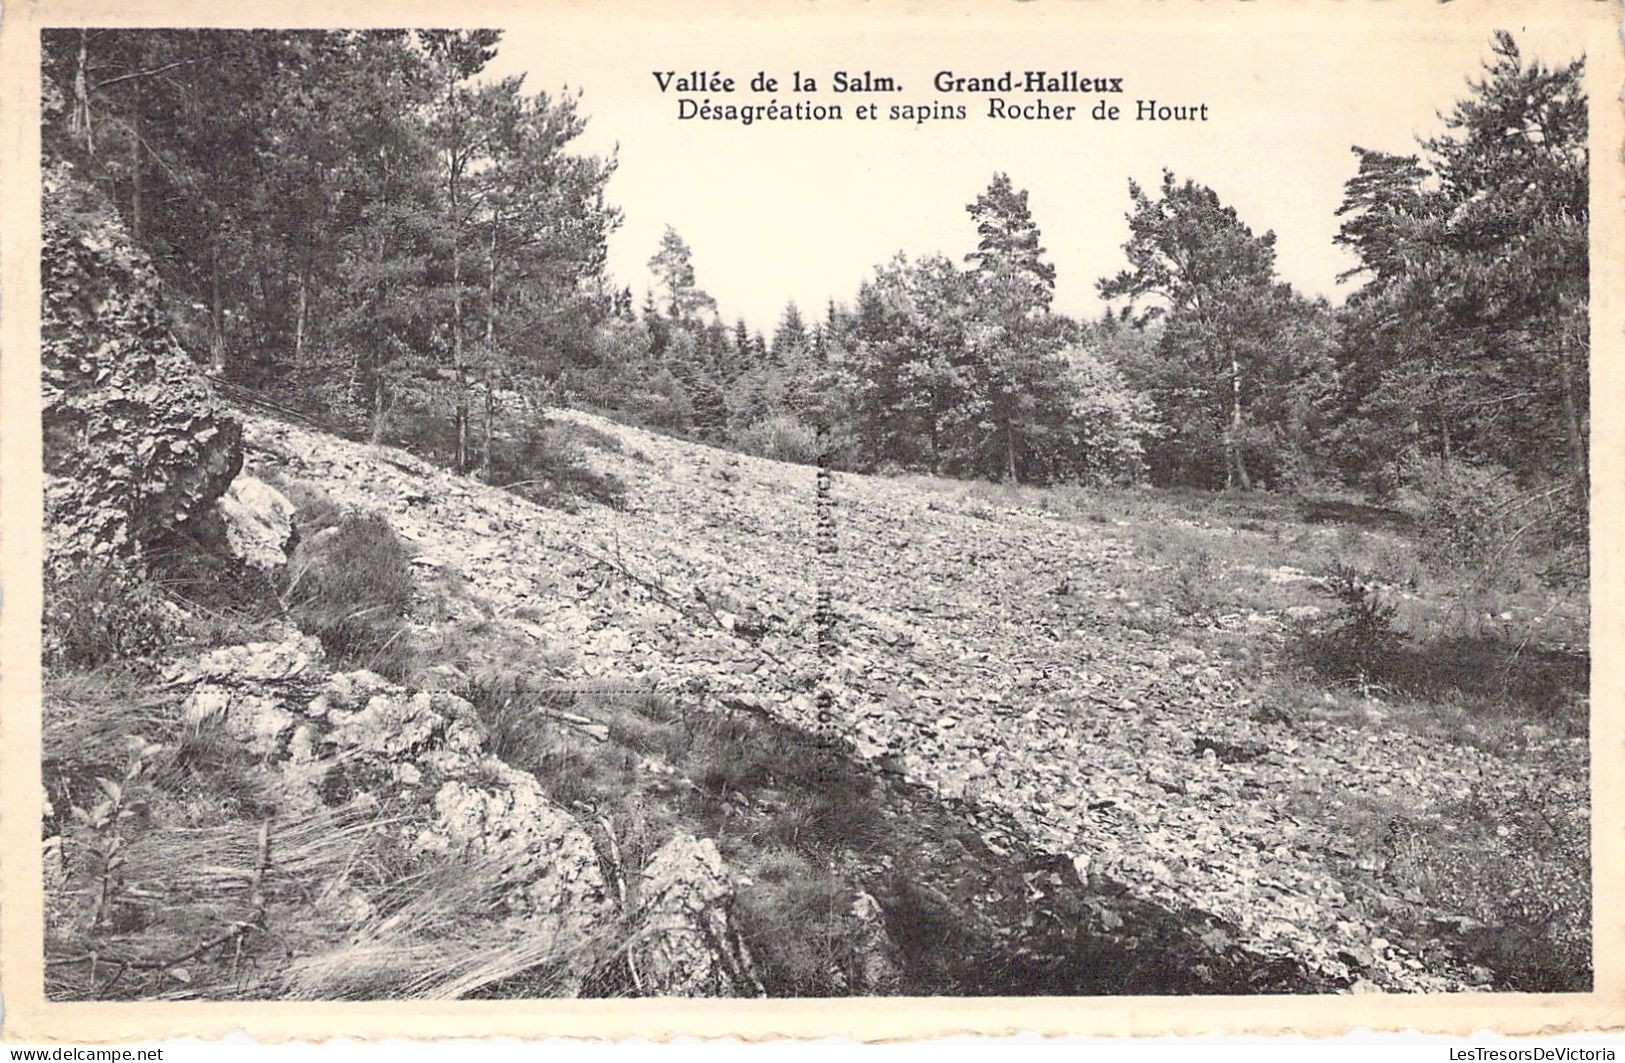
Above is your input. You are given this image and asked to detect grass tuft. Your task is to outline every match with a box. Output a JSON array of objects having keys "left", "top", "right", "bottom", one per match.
[{"left": 282, "top": 511, "right": 415, "bottom": 674}]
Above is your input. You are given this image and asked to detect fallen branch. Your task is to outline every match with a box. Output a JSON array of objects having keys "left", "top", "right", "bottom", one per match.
[{"left": 576, "top": 538, "right": 787, "bottom": 666}]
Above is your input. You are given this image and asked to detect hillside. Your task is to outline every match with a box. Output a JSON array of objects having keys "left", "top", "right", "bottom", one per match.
[
  {"left": 220, "top": 406, "right": 1586, "bottom": 994},
  {"left": 33, "top": 20, "right": 1592, "bottom": 1013}
]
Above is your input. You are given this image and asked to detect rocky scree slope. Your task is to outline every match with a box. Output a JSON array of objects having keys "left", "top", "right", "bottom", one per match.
[{"left": 242, "top": 409, "right": 1586, "bottom": 993}]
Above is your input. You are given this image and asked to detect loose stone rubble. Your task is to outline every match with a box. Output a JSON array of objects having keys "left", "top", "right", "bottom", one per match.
[{"left": 239, "top": 409, "right": 1588, "bottom": 993}]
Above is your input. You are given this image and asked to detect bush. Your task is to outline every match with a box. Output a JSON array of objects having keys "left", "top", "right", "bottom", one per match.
[
  {"left": 736, "top": 414, "right": 822, "bottom": 465},
  {"left": 283, "top": 511, "right": 415, "bottom": 671},
  {"left": 625, "top": 368, "right": 694, "bottom": 433},
  {"left": 1167, "top": 550, "right": 1216, "bottom": 617},
  {"left": 1399, "top": 458, "right": 1522, "bottom": 572},
  {"left": 1380, "top": 782, "right": 1590, "bottom": 991},
  {"left": 1049, "top": 348, "right": 1159, "bottom": 485},
  {"left": 734, "top": 848, "right": 869, "bottom": 996},
  {"left": 1303, "top": 562, "right": 1403, "bottom": 680},
  {"left": 484, "top": 413, "right": 626, "bottom": 512},
  {"left": 43, "top": 561, "right": 176, "bottom": 670}
]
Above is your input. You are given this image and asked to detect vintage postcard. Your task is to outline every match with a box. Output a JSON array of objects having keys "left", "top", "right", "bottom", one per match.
[{"left": 1, "top": 0, "right": 1620, "bottom": 1043}]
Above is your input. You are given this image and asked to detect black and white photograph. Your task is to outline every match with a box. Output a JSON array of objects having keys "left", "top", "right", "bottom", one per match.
[{"left": 3, "top": 0, "right": 1619, "bottom": 1041}]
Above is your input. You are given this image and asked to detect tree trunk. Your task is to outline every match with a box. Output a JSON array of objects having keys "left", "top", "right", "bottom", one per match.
[
  {"left": 209, "top": 237, "right": 225, "bottom": 374},
  {"left": 370, "top": 294, "right": 386, "bottom": 444},
  {"left": 371, "top": 369, "right": 386, "bottom": 444},
  {"left": 1558, "top": 337, "right": 1588, "bottom": 501},
  {"left": 1228, "top": 353, "right": 1252, "bottom": 490},
  {"left": 452, "top": 241, "right": 466, "bottom": 469},
  {"left": 441, "top": 69, "right": 472, "bottom": 473},
  {"left": 482, "top": 375, "right": 495, "bottom": 474},
  {"left": 72, "top": 30, "right": 94, "bottom": 154},
  {"left": 129, "top": 89, "right": 142, "bottom": 240},
  {"left": 482, "top": 210, "right": 498, "bottom": 472},
  {"left": 255, "top": 255, "right": 276, "bottom": 363},
  {"left": 1004, "top": 410, "right": 1019, "bottom": 484},
  {"left": 449, "top": 146, "right": 469, "bottom": 471},
  {"left": 294, "top": 264, "right": 308, "bottom": 364},
  {"left": 1431, "top": 359, "right": 1449, "bottom": 460}
]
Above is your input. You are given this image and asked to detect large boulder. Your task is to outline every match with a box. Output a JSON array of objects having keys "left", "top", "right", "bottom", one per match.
[
  {"left": 212, "top": 475, "right": 296, "bottom": 572},
  {"left": 632, "top": 834, "right": 763, "bottom": 997},
  {"left": 42, "top": 160, "right": 242, "bottom": 564}
]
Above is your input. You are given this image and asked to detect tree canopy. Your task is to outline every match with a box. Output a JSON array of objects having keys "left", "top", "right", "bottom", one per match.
[{"left": 42, "top": 28, "right": 1588, "bottom": 551}]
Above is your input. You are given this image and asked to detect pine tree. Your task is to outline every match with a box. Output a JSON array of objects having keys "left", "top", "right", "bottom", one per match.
[
  {"left": 648, "top": 225, "right": 717, "bottom": 325},
  {"left": 964, "top": 172, "right": 1065, "bottom": 482},
  {"left": 421, "top": 30, "right": 503, "bottom": 469},
  {"left": 966, "top": 172, "right": 1056, "bottom": 310},
  {"left": 1098, "top": 170, "right": 1288, "bottom": 489},
  {"left": 1330, "top": 32, "right": 1587, "bottom": 504},
  {"left": 772, "top": 301, "right": 809, "bottom": 361}
]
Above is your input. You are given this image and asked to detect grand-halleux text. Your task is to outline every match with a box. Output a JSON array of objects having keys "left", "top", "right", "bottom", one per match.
[
  {"left": 651, "top": 69, "right": 1126, "bottom": 93},
  {"left": 652, "top": 68, "right": 1208, "bottom": 124}
]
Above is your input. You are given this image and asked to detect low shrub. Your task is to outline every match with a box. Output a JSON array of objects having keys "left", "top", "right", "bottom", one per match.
[
  {"left": 1399, "top": 458, "right": 1522, "bottom": 573},
  {"left": 733, "top": 847, "right": 869, "bottom": 996},
  {"left": 1381, "top": 782, "right": 1590, "bottom": 991},
  {"left": 43, "top": 561, "right": 176, "bottom": 670},
  {"left": 546, "top": 419, "right": 624, "bottom": 456},
  {"left": 484, "top": 412, "right": 627, "bottom": 512},
  {"left": 736, "top": 414, "right": 823, "bottom": 465},
  {"left": 1301, "top": 562, "right": 1403, "bottom": 681},
  {"left": 624, "top": 368, "right": 694, "bottom": 433},
  {"left": 1167, "top": 550, "right": 1216, "bottom": 617}
]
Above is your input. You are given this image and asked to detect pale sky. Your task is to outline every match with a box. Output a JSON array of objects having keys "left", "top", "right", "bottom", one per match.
[{"left": 484, "top": 3, "right": 1597, "bottom": 332}]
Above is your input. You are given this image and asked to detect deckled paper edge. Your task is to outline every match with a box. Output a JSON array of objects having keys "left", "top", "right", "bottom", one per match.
[{"left": 1, "top": 0, "right": 1621, "bottom": 1042}]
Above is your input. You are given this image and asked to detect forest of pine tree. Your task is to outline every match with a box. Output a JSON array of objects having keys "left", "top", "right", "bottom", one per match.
[{"left": 41, "top": 28, "right": 1588, "bottom": 575}]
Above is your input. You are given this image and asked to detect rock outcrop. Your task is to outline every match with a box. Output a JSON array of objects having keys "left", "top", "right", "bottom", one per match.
[
  {"left": 419, "top": 763, "right": 613, "bottom": 937},
  {"left": 159, "top": 633, "right": 789, "bottom": 995},
  {"left": 42, "top": 161, "right": 242, "bottom": 563},
  {"left": 211, "top": 475, "right": 297, "bottom": 572},
  {"left": 632, "top": 834, "right": 763, "bottom": 997}
]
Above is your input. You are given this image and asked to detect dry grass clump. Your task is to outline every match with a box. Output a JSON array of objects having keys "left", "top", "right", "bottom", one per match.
[
  {"left": 43, "top": 668, "right": 173, "bottom": 786},
  {"left": 46, "top": 796, "right": 397, "bottom": 1000},
  {"left": 730, "top": 846, "right": 873, "bottom": 997},
  {"left": 268, "top": 855, "right": 626, "bottom": 1001}
]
